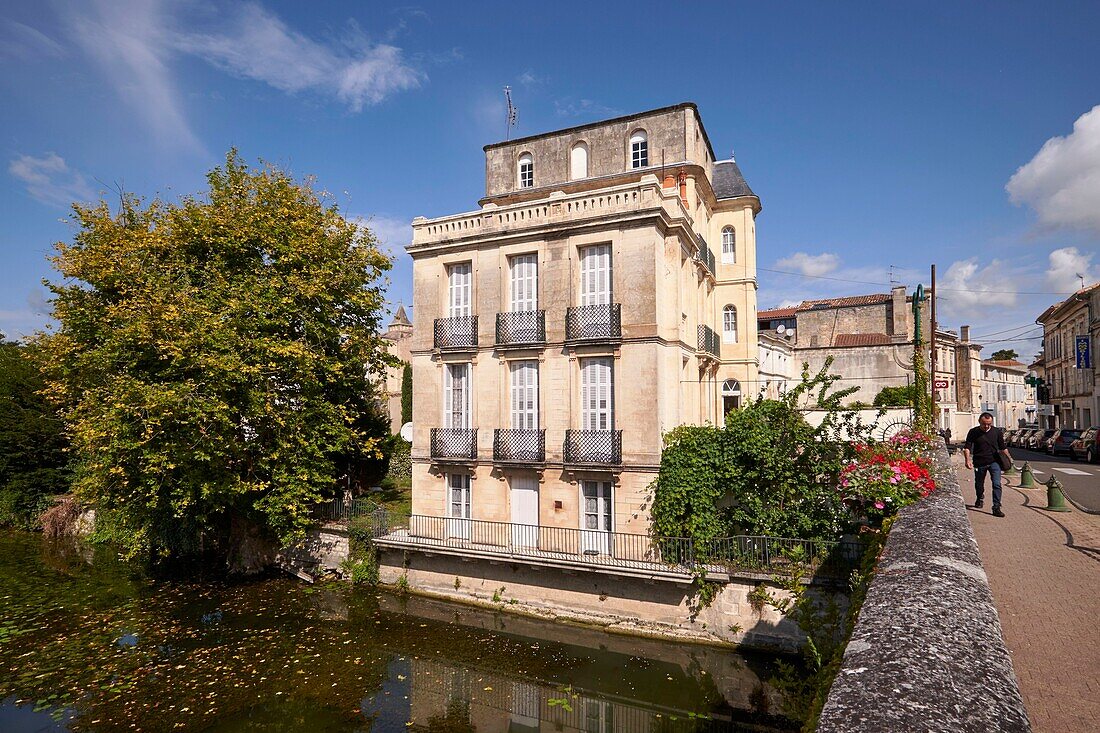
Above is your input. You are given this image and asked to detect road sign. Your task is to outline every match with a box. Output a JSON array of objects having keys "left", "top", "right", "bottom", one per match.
[{"left": 933, "top": 380, "right": 949, "bottom": 388}]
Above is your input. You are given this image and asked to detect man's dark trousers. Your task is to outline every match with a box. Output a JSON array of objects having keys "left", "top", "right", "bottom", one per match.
[{"left": 975, "top": 462, "right": 1002, "bottom": 507}]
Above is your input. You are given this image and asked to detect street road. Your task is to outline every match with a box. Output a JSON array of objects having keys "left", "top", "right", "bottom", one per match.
[{"left": 1004, "top": 447, "right": 1100, "bottom": 514}]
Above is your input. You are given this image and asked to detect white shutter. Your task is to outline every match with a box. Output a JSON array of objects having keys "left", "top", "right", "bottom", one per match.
[
  {"left": 510, "top": 254, "right": 538, "bottom": 312},
  {"left": 580, "top": 245, "right": 611, "bottom": 306},
  {"left": 510, "top": 361, "right": 539, "bottom": 430},
  {"left": 448, "top": 263, "right": 471, "bottom": 317},
  {"left": 444, "top": 363, "right": 469, "bottom": 428},
  {"left": 581, "top": 358, "right": 612, "bottom": 431},
  {"left": 723, "top": 306, "right": 738, "bottom": 344}
]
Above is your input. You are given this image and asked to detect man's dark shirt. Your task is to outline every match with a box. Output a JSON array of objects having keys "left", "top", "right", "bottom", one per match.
[{"left": 965, "top": 426, "right": 1005, "bottom": 467}]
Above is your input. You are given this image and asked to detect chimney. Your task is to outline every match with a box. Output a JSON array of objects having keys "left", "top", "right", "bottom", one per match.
[
  {"left": 679, "top": 170, "right": 688, "bottom": 208},
  {"left": 891, "top": 285, "right": 907, "bottom": 338},
  {"left": 960, "top": 325, "right": 970, "bottom": 343}
]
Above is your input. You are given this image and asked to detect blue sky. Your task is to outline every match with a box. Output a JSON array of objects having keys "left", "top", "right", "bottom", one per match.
[{"left": 2, "top": 1, "right": 1099, "bottom": 362}]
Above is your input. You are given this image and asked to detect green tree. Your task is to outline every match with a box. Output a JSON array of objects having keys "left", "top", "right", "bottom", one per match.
[
  {"left": 36, "top": 152, "right": 396, "bottom": 568},
  {"left": 873, "top": 384, "right": 926, "bottom": 409},
  {"left": 990, "top": 349, "right": 1018, "bottom": 361},
  {"left": 400, "top": 363, "right": 412, "bottom": 426},
  {"left": 0, "top": 341, "right": 70, "bottom": 528}
]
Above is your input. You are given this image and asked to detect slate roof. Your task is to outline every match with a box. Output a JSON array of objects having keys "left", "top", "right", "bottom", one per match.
[
  {"left": 390, "top": 304, "right": 411, "bottom": 326},
  {"left": 712, "top": 160, "right": 756, "bottom": 200},
  {"left": 834, "top": 333, "right": 891, "bottom": 347}
]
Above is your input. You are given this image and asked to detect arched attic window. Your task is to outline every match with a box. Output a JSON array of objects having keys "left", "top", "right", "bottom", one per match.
[
  {"left": 518, "top": 153, "right": 534, "bottom": 189},
  {"left": 629, "top": 130, "right": 648, "bottom": 169},
  {"left": 722, "top": 304, "right": 738, "bottom": 344},
  {"left": 570, "top": 141, "right": 589, "bottom": 180},
  {"left": 721, "top": 227, "right": 736, "bottom": 264}
]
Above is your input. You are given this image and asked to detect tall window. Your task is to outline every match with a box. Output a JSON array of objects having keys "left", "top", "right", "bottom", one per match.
[
  {"left": 443, "top": 363, "right": 470, "bottom": 428},
  {"left": 510, "top": 254, "right": 538, "bottom": 311},
  {"left": 518, "top": 153, "right": 534, "bottom": 188},
  {"left": 629, "top": 130, "right": 648, "bottom": 168},
  {"left": 510, "top": 361, "right": 539, "bottom": 430},
  {"left": 580, "top": 244, "right": 612, "bottom": 305},
  {"left": 721, "top": 226, "right": 736, "bottom": 264},
  {"left": 570, "top": 142, "right": 589, "bottom": 180},
  {"left": 581, "top": 358, "right": 613, "bottom": 431},
  {"left": 723, "top": 305, "right": 738, "bottom": 344},
  {"left": 448, "top": 262, "right": 472, "bottom": 317}
]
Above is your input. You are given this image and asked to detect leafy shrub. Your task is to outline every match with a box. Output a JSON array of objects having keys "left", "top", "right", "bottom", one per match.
[{"left": 386, "top": 437, "right": 411, "bottom": 481}]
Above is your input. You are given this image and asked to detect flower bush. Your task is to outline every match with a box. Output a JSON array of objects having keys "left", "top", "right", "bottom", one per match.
[{"left": 840, "top": 431, "right": 936, "bottom": 525}]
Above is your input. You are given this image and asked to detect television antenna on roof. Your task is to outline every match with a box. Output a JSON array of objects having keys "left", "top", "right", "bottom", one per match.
[
  {"left": 504, "top": 86, "right": 517, "bottom": 140},
  {"left": 889, "top": 265, "right": 899, "bottom": 285}
]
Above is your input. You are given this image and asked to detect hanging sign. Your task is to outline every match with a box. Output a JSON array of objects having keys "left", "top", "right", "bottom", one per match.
[
  {"left": 933, "top": 380, "right": 949, "bottom": 389},
  {"left": 1076, "top": 336, "right": 1091, "bottom": 369}
]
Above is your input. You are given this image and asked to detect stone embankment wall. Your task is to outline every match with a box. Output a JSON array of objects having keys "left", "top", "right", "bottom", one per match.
[
  {"left": 817, "top": 443, "right": 1030, "bottom": 732},
  {"left": 279, "top": 524, "right": 349, "bottom": 577},
  {"left": 375, "top": 550, "right": 815, "bottom": 651}
]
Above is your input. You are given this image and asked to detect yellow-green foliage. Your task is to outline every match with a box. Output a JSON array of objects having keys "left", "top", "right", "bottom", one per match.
[{"left": 34, "top": 151, "right": 396, "bottom": 560}]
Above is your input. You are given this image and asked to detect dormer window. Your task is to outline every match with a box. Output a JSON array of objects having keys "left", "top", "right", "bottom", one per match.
[
  {"left": 570, "top": 141, "right": 589, "bottom": 180},
  {"left": 629, "top": 130, "right": 648, "bottom": 169},
  {"left": 518, "top": 153, "right": 534, "bottom": 188}
]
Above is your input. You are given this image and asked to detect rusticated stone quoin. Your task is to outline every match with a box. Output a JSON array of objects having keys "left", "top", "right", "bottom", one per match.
[{"left": 817, "top": 442, "right": 1030, "bottom": 732}]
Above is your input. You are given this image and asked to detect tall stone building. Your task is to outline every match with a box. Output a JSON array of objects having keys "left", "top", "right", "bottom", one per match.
[
  {"left": 404, "top": 103, "right": 760, "bottom": 539},
  {"left": 1037, "top": 281, "right": 1098, "bottom": 429},
  {"left": 382, "top": 305, "right": 413, "bottom": 433}
]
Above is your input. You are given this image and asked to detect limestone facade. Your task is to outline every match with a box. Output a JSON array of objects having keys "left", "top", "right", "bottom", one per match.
[
  {"left": 757, "top": 329, "right": 795, "bottom": 400},
  {"left": 1037, "top": 281, "right": 1099, "bottom": 430},
  {"left": 980, "top": 359, "right": 1033, "bottom": 428},
  {"left": 405, "top": 103, "right": 760, "bottom": 539}
]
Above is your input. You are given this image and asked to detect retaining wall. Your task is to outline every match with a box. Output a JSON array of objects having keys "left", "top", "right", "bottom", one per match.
[{"left": 817, "top": 442, "right": 1030, "bottom": 732}]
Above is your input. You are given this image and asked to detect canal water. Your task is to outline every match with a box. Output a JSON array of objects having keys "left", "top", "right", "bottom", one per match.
[{"left": 0, "top": 530, "right": 800, "bottom": 732}]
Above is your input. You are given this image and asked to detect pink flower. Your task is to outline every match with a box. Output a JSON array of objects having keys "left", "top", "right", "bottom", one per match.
[{"left": 874, "top": 501, "right": 885, "bottom": 509}]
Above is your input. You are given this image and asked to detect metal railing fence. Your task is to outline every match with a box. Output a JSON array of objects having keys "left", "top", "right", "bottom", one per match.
[
  {"left": 495, "top": 310, "right": 546, "bottom": 346},
  {"left": 697, "top": 324, "right": 720, "bottom": 358},
  {"left": 430, "top": 427, "right": 478, "bottom": 459},
  {"left": 563, "top": 429, "right": 623, "bottom": 465},
  {"left": 696, "top": 235, "right": 716, "bottom": 275},
  {"left": 565, "top": 303, "right": 622, "bottom": 341},
  {"left": 433, "top": 315, "right": 478, "bottom": 349},
  {"left": 493, "top": 428, "right": 546, "bottom": 462},
  {"left": 310, "top": 496, "right": 384, "bottom": 523}
]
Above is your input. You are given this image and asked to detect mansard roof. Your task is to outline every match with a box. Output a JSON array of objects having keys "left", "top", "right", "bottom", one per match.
[{"left": 712, "top": 159, "right": 755, "bottom": 200}]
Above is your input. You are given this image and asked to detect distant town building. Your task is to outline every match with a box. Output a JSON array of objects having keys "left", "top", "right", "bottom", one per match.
[
  {"left": 757, "top": 327, "right": 795, "bottom": 400},
  {"left": 980, "top": 359, "right": 1032, "bottom": 428},
  {"left": 382, "top": 305, "right": 413, "bottom": 433},
  {"left": 405, "top": 103, "right": 761, "bottom": 540},
  {"left": 1036, "top": 282, "right": 1098, "bottom": 430}
]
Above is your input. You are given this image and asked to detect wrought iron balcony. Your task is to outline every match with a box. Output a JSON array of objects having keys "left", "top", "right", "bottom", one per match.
[
  {"left": 433, "top": 316, "right": 478, "bottom": 350},
  {"left": 430, "top": 428, "right": 477, "bottom": 460},
  {"left": 495, "top": 310, "right": 545, "bottom": 346},
  {"left": 563, "top": 429, "right": 622, "bottom": 466},
  {"left": 565, "top": 304, "right": 621, "bottom": 342},
  {"left": 697, "top": 324, "right": 720, "bottom": 359},
  {"left": 493, "top": 429, "right": 546, "bottom": 463},
  {"left": 696, "top": 234, "right": 716, "bottom": 275}
]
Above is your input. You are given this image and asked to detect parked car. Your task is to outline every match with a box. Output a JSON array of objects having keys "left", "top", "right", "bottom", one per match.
[
  {"left": 1028, "top": 429, "right": 1055, "bottom": 450},
  {"left": 1047, "top": 429, "right": 1081, "bottom": 456},
  {"left": 1070, "top": 427, "right": 1100, "bottom": 463},
  {"left": 1003, "top": 428, "right": 1018, "bottom": 445},
  {"left": 1012, "top": 429, "right": 1035, "bottom": 448}
]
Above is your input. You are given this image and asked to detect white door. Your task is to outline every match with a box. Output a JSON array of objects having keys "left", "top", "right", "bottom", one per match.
[
  {"left": 510, "top": 476, "right": 539, "bottom": 548},
  {"left": 581, "top": 358, "right": 613, "bottom": 431},
  {"left": 511, "top": 361, "right": 539, "bottom": 430},
  {"left": 448, "top": 262, "right": 472, "bottom": 317},
  {"left": 580, "top": 245, "right": 612, "bottom": 306},
  {"left": 581, "top": 481, "right": 612, "bottom": 555},
  {"left": 510, "top": 254, "right": 538, "bottom": 312},
  {"left": 446, "top": 473, "right": 471, "bottom": 540},
  {"left": 443, "top": 363, "right": 470, "bottom": 429}
]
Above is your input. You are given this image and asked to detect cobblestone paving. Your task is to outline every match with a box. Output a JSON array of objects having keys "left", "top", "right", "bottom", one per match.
[{"left": 957, "top": 457, "right": 1100, "bottom": 732}]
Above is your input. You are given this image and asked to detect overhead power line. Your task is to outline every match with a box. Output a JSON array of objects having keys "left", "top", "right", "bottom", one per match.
[{"left": 756, "top": 265, "right": 1078, "bottom": 296}]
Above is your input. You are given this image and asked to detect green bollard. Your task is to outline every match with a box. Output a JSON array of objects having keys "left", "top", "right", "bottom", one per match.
[
  {"left": 1004, "top": 461, "right": 1017, "bottom": 476},
  {"left": 1043, "top": 476, "right": 1072, "bottom": 512},
  {"left": 1019, "top": 462, "right": 1035, "bottom": 489}
]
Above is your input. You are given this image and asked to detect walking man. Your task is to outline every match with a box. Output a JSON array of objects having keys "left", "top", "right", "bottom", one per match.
[{"left": 963, "top": 412, "right": 1012, "bottom": 517}]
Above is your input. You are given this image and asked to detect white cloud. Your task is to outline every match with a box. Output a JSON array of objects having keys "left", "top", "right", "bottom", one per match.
[
  {"left": 774, "top": 252, "right": 841, "bottom": 277},
  {"left": 8, "top": 153, "right": 95, "bottom": 207},
  {"left": 554, "top": 98, "right": 621, "bottom": 118},
  {"left": 1, "top": 20, "right": 65, "bottom": 59},
  {"left": 1045, "top": 246, "right": 1096, "bottom": 293},
  {"left": 1006, "top": 104, "right": 1100, "bottom": 233},
  {"left": 174, "top": 2, "right": 424, "bottom": 112},
  {"left": 64, "top": 0, "right": 203, "bottom": 153},
  {"left": 936, "top": 258, "right": 1018, "bottom": 320}
]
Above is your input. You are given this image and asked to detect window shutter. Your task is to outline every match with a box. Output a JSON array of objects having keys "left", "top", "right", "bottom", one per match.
[
  {"left": 511, "top": 255, "right": 537, "bottom": 312},
  {"left": 581, "top": 358, "right": 612, "bottom": 431},
  {"left": 511, "top": 361, "right": 538, "bottom": 430}
]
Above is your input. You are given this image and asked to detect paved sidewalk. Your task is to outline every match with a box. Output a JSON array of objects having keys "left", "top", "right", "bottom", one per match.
[{"left": 957, "top": 457, "right": 1100, "bottom": 732}]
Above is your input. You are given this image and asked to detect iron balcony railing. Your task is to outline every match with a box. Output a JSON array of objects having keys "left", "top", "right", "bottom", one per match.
[
  {"left": 563, "top": 429, "right": 622, "bottom": 465},
  {"left": 493, "top": 428, "right": 546, "bottom": 463},
  {"left": 433, "top": 315, "right": 478, "bottom": 350},
  {"left": 565, "top": 303, "right": 622, "bottom": 342},
  {"left": 310, "top": 496, "right": 382, "bottom": 523},
  {"left": 430, "top": 427, "right": 478, "bottom": 460},
  {"left": 697, "top": 324, "right": 720, "bottom": 358},
  {"left": 378, "top": 516, "right": 867, "bottom": 579},
  {"left": 495, "top": 310, "right": 545, "bottom": 346},
  {"left": 696, "top": 234, "right": 716, "bottom": 275}
]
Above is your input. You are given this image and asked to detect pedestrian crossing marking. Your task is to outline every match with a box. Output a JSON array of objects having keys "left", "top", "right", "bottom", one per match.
[{"left": 1051, "top": 468, "right": 1091, "bottom": 476}]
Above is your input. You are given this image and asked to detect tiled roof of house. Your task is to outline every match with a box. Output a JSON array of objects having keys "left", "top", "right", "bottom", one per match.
[
  {"left": 798, "top": 294, "right": 891, "bottom": 310},
  {"left": 834, "top": 333, "right": 891, "bottom": 347},
  {"left": 758, "top": 306, "right": 799, "bottom": 319},
  {"left": 712, "top": 160, "right": 756, "bottom": 200},
  {"left": 983, "top": 359, "right": 1027, "bottom": 368}
]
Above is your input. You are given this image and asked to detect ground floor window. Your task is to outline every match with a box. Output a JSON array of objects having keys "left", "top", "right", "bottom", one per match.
[{"left": 446, "top": 473, "right": 471, "bottom": 539}]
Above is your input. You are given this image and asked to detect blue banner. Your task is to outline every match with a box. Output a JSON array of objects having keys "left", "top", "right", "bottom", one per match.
[{"left": 1077, "top": 335, "right": 1092, "bottom": 369}]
